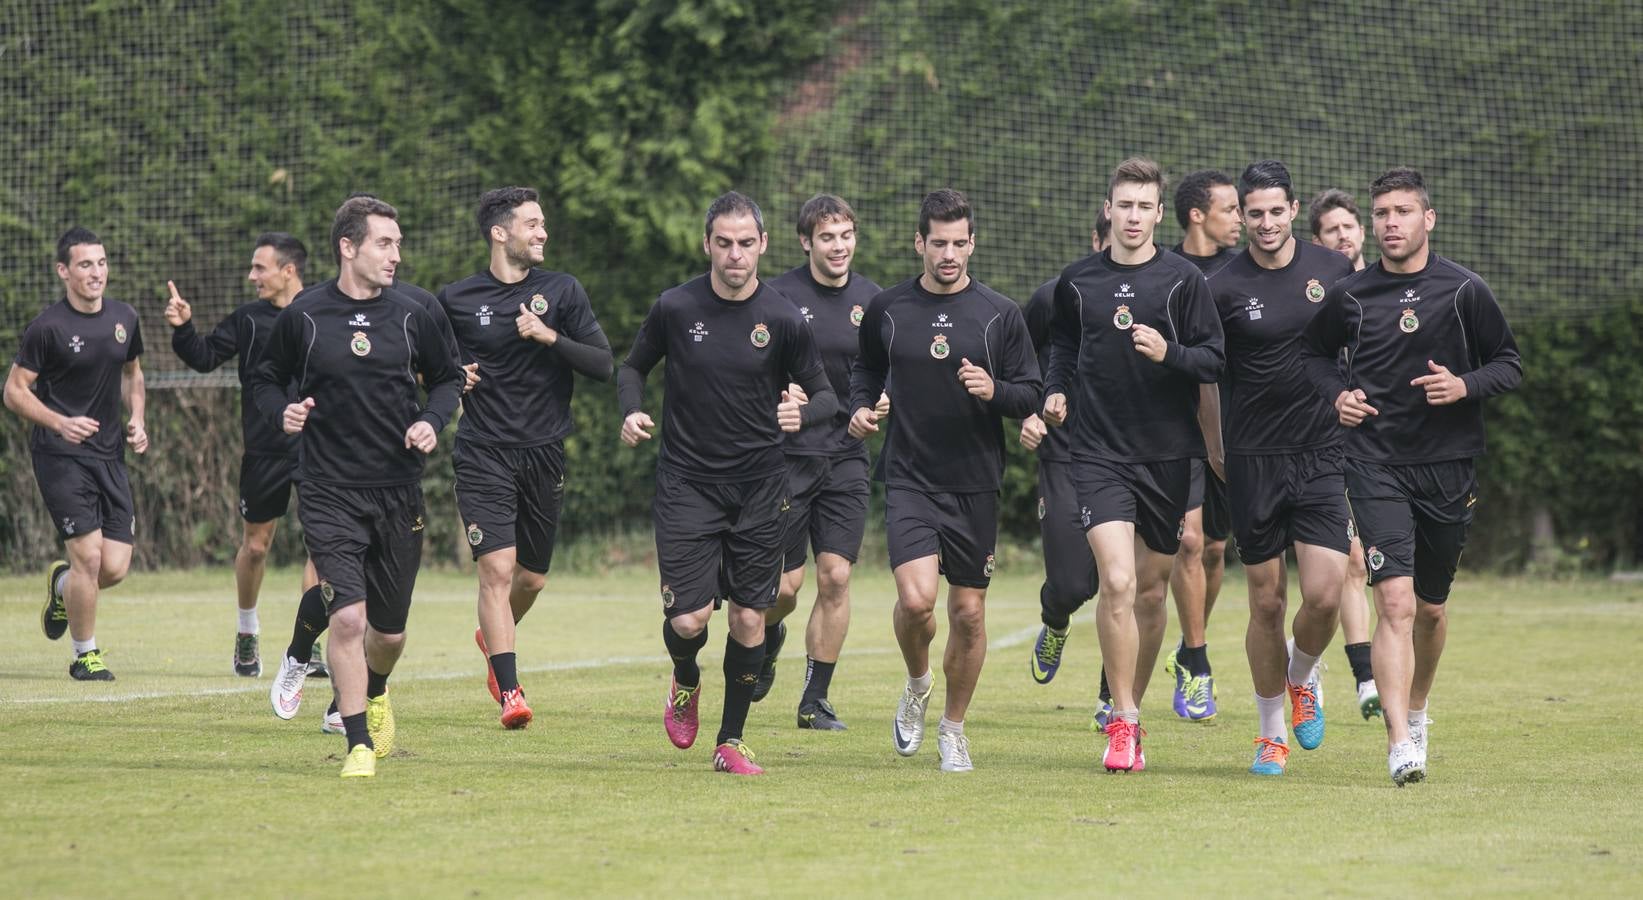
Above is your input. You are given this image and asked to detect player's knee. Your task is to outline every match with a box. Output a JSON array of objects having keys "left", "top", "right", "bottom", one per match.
[
  {"left": 896, "top": 591, "right": 937, "bottom": 620},
  {"left": 98, "top": 562, "right": 129, "bottom": 589},
  {"left": 512, "top": 568, "right": 546, "bottom": 597},
  {"left": 947, "top": 599, "right": 985, "bottom": 636},
  {"left": 372, "top": 629, "right": 408, "bottom": 653},
  {"left": 329, "top": 604, "right": 367, "bottom": 640},
  {"left": 1176, "top": 525, "right": 1204, "bottom": 561},
  {"left": 1099, "top": 569, "right": 1136, "bottom": 601},
  {"left": 1202, "top": 539, "right": 1226, "bottom": 570},
  {"left": 816, "top": 556, "right": 852, "bottom": 592},
  {"left": 1248, "top": 585, "right": 1285, "bottom": 624},
  {"left": 669, "top": 607, "right": 710, "bottom": 640},
  {"left": 1415, "top": 599, "right": 1447, "bottom": 629}
]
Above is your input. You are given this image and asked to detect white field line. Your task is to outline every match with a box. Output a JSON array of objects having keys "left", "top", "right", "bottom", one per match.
[{"left": 4, "top": 625, "right": 1041, "bottom": 706}]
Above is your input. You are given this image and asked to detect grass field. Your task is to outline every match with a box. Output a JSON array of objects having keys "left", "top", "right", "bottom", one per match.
[{"left": 3, "top": 564, "right": 1640, "bottom": 897}]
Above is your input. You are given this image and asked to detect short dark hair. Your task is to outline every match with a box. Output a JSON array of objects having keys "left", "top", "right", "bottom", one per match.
[
  {"left": 1370, "top": 167, "right": 1431, "bottom": 210},
  {"left": 476, "top": 186, "right": 541, "bottom": 243},
  {"left": 330, "top": 196, "right": 398, "bottom": 264},
  {"left": 796, "top": 193, "right": 856, "bottom": 241},
  {"left": 255, "top": 232, "right": 307, "bottom": 277},
  {"left": 1237, "top": 159, "right": 1294, "bottom": 206},
  {"left": 705, "top": 191, "right": 764, "bottom": 236},
  {"left": 1109, "top": 157, "right": 1167, "bottom": 205},
  {"left": 918, "top": 188, "right": 973, "bottom": 238},
  {"left": 1307, "top": 189, "right": 1361, "bottom": 237},
  {"left": 56, "top": 226, "right": 101, "bottom": 266},
  {"left": 1173, "top": 170, "right": 1233, "bottom": 228},
  {"left": 1094, "top": 207, "right": 1111, "bottom": 244}
]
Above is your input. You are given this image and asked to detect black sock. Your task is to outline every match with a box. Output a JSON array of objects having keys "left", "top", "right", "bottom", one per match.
[
  {"left": 1099, "top": 666, "right": 1111, "bottom": 703},
  {"left": 328, "top": 697, "right": 338, "bottom": 715},
  {"left": 801, "top": 657, "right": 836, "bottom": 704},
  {"left": 763, "top": 620, "right": 787, "bottom": 656},
  {"left": 343, "top": 712, "right": 372, "bottom": 750},
  {"left": 718, "top": 636, "right": 765, "bottom": 746},
  {"left": 1039, "top": 585, "right": 1070, "bottom": 631},
  {"left": 286, "top": 586, "right": 327, "bottom": 662},
  {"left": 491, "top": 651, "right": 519, "bottom": 695},
  {"left": 366, "top": 667, "right": 390, "bottom": 700},
  {"left": 662, "top": 620, "right": 708, "bottom": 688},
  {"left": 1180, "top": 642, "right": 1212, "bottom": 677},
  {"left": 1345, "top": 642, "right": 1374, "bottom": 684}
]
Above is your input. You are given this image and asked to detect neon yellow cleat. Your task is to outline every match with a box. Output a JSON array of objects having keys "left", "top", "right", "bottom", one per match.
[
  {"left": 366, "top": 693, "right": 395, "bottom": 759},
  {"left": 340, "top": 744, "right": 377, "bottom": 778}
]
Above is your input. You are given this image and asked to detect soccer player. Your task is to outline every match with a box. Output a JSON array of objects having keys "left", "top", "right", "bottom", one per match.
[
  {"left": 1310, "top": 187, "right": 1381, "bottom": 716},
  {"left": 754, "top": 194, "right": 882, "bottom": 730},
  {"left": 166, "top": 233, "right": 320, "bottom": 677},
  {"left": 250, "top": 196, "right": 464, "bottom": 777},
  {"left": 5, "top": 227, "right": 148, "bottom": 681},
  {"left": 1023, "top": 210, "right": 1108, "bottom": 712},
  {"left": 1301, "top": 167, "right": 1521, "bottom": 785},
  {"left": 440, "top": 186, "right": 612, "bottom": 729},
  {"left": 1044, "top": 158, "right": 1224, "bottom": 772},
  {"left": 1210, "top": 161, "right": 1357, "bottom": 776},
  {"left": 1162, "top": 169, "right": 1242, "bottom": 721},
  {"left": 850, "top": 189, "right": 1041, "bottom": 772},
  {"left": 619, "top": 191, "right": 837, "bottom": 775}
]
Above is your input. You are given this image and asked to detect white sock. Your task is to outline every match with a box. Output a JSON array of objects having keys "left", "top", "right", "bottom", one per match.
[
  {"left": 72, "top": 637, "right": 96, "bottom": 655},
  {"left": 1116, "top": 708, "right": 1140, "bottom": 724},
  {"left": 55, "top": 570, "right": 69, "bottom": 599},
  {"left": 908, "top": 670, "right": 933, "bottom": 694},
  {"left": 1256, "top": 693, "right": 1286, "bottom": 740},
  {"left": 238, "top": 607, "right": 260, "bottom": 634},
  {"left": 1409, "top": 704, "right": 1428, "bottom": 727},
  {"left": 1287, "top": 642, "right": 1321, "bottom": 687},
  {"left": 938, "top": 716, "right": 963, "bottom": 735}
]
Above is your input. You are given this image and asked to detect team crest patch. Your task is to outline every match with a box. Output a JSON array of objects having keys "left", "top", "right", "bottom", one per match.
[
  {"left": 466, "top": 523, "right": 483, "bottom": 545},
  {"left": 1347, "top": 518, "right": 1357, "bottom": 541},
  {"left": 983, "top": 554, "right": 996, "bottom": 577},
  {"left": 320, "top": 580, "right": 335, "bottom": 605},
  {"left": 529, "top": 294, "right": 549, "bottom": 315},
  {"left": 412, "top": 515, "right": 425, "bottom": 533},
  {"left": 1366, "top": 546, "right": 1385, "bottom": 571},
  {"left": 1113, "top": 305, "right": 1134, "bottom": 330},
  {"left": 351, "top": 331, "right": 371, "bottom": 356},
  {"left": 661, "top": 584, "right": 676, "bottom": 609},
  {"left": 930, "top": 334, "right": 951, "bottom": 359},
  {"left": 850, "top": 304, "right": 864, "bottom": 327},
  {"left": 1399, "top": 309, "right": 1420, "bottom": 333},
  {"left": 1037, "top": 497, "right": 1046, "bottom": 521},
  {"left": 1177, "top": 518, "right": 1186, "bottom": 541},
  {"left": 114, "top": 323, "right": 128, "bottom": 344},
  {"left": 1305, "top": 279, "right": 1325, "bottom": 303},
  {"left": 750, "top": 323, "right": 771, "bottom": 348}
]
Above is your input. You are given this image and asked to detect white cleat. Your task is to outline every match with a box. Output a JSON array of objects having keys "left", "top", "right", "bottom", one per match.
[
  {"left": 893, "top": 681, "right": 933, "bottom": 757},
  {"left": 937, "top": 731, "right": 973, "bottom": 772},
  {"left": 321, "top": 707, "right": 345, "bottom": 734},
  {"left": 270, "top": 655, "right": 308, "bottom": 720},
  {"left": 1357, "top": 679, "right": 1382, "bottom": 719},
  {"left": 1408, "top": 712, "right": 1432, "bottom": 767},
  {"left": 1389, "top": 740, "right": 1426, "bottom": 786}
]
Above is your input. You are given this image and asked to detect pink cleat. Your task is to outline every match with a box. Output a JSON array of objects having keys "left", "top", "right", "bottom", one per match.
[
  {"left": 665, "top": 677, "right": 701, "bottom": 749},
  {"left": 475, "top": 627, "right": 501, "bottom": 703},
  {"left": 713, "top": 740, "right": 765, "bottom": 775}
]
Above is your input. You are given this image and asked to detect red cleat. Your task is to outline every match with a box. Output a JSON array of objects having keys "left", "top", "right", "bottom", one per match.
[
  {"left": 665, "top": 676, "right": 701, "bottom": 749},
  {"left": 713, "top": 740, "right": 764, "bottom": 775},
  {"left": 475, "top": 627, "right": 501, "bottom": 703},
  {"left": 1103, "top": 718, "right": 1140, "bottom": 772},
  {"left": 500, "top": 687, "right": 533, "bottom": 730}
]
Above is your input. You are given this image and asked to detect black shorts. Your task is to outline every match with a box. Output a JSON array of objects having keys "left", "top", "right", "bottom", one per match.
[
  {"left": 885, "top": 487, "right": 999, "bottom": 589},
  {"left": 453, "top": 439, "right": 566, "bottom": 574},
  {"left": 781, "top": 454, "right": 869, "bottom": 572},
  {"left": 239, "top": 454, "right": 297, "bottom": 523},
  {"left": 298, "top": 482, "right": 426, "bottom": 634},
  {"left": 1187, "top": 459, "right": 1233, "bottom": 542},
  {"left": 1228, "top": 446, "right": 1352, "bottom": 565},
  {"left": 653, "top": 468, "right": 787, "bottom": 617},
  {"left": 1346, "top": 459, "right": 1476, "bottom": 604},
  {"left": 1074, "top": 457, "right": 1192, "bottom": 555},
  {"left": 32, "top": 453, "right": 134, "bottom": 544},
  {"left": 1038, "top": 459, "right": 1097, "bottom": 616}
]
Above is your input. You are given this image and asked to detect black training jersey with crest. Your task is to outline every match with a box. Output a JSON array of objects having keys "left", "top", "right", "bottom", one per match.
[
  {"left": 1047, "top": 246, "right": 1224, "bottom": 463},
  {"left": 1173, "top": 244, "right": 1240, "bottom": 278},
  {"left": 849, "top": 276, "right": 1041, "bottom": 493},
  {"left": 172, "top": 300, "right": 299, "bottom": 458},
  {"left": 768, "top": 264, "right": 881, "bottom": 459},
  {"left": 15, "top": 298, "right": 144, "bottom": 460},
  {"left": 618, "top": 275, "right": 834, "bottom": 483},
  {"left": 1300, "top": 254, "right": 1522, "bottom": 463},
  {"left": 1213, "top": 240, "right": 1357, "bottom": 455},
  {"left": 250, "top": 282, "right": 464, "bottom": 487},
  {"left": 1025, "top": 278, "right": 1073, "bottom": 463},
  {"left": 440, "top": 268, "right": 611, "bottom": 447}
]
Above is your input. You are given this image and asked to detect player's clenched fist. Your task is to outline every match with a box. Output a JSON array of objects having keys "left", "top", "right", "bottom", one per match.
[
  {"left": 1042, "top": 392, "right": 1068, "bottom": 426},
  {"left": 125, "top": 420, "right": 149, "bottom": 454},
  {"left": 957, "top": 357, "right": 995, "bottom": 401},
  {"left": 164, "top": 280, "right": 192, "bottom": 327},
  {"left": 847, "top": 406, "right": 879, "bottom": 439},
  {"left": 621, "top": 411, "right": 654, "bottom": 447},
  {"left": 1334, "top": 389, "right": 1378, "bottom": 427},
  {"left": 404, "top": 420, "right": 437, "bottom": 453},
  {"left": 516, "top": 303, "right": 557, "bottom": 345},
  {"left": 777, "top": 390, "right": 803, "bottom": 433},
  {"left": 1131, "top": 323, "right": 1167, "bottom": 362},
  {"left": 1019, "top": 414, "right": 1047, "bottom": 450},
  {"left": 283, "top": 397, "right": 316, "bottom": 434}
]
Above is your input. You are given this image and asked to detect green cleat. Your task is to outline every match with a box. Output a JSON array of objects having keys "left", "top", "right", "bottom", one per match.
[
  {"left": 69, "top": 648, "right": 115, "bottom": 681},
  {"left": 366, "top": 693, "right": 395, "bottom": 759}
]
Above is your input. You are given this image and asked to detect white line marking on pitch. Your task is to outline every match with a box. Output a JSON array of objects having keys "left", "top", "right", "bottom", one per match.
[{"left": 4, "top": 625, "right": 1041, "bottom": 706}]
